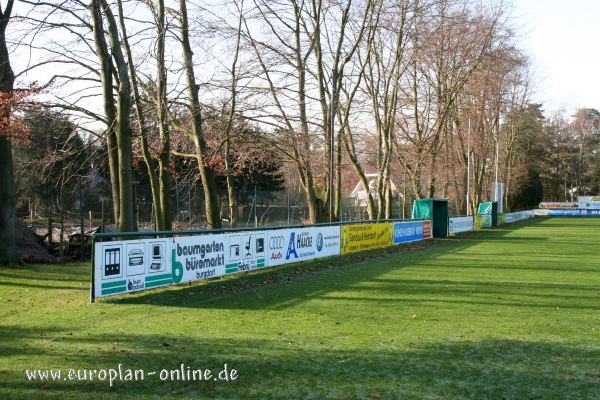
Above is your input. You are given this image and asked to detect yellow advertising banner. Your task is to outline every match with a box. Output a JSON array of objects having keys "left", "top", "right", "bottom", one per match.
[{"left": 340, "top": 222, "right": 392, "bottom": 255}]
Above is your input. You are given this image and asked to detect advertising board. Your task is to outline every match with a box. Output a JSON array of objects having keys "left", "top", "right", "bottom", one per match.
[
  {"left": 475, "top": 215, "right": 492, "bottom": 229},
  {"left": 504, "top": 212, "right": 517, "bottom": 223},
  {"left": 173, "top": 233, "right": 230, "bottom": 282},
  {"left": 449, "top": 216, "right": 474, "bottom": 234},
  {"left": 340, "top": 222, "right": 392, "bottom": 254},
  {"left": 545, "top": 209, "right": 600, "bottom": 216},
  {"left": 266, "top": 226, "right": 340, "bottom": 267},
  {"left": 94, "top": 238, "right": 173, "bottom": 299},
  {"left": 505, "top": 211, "right": 534, "bottom": 223},
  {"left": 94, "top": 227, "right": 341, "bottom": 300},
  {"left": 578, "top": 196, "right": 600, "bottom": 210},
  {"left": 92, "top": 217, "right": 475, "bottom": 301},
  {"left": 392, "top": 221, "right": 430, "bottom": 244},
  {"left": 538, "top": 202, "right": 577, "bottom": 209}
]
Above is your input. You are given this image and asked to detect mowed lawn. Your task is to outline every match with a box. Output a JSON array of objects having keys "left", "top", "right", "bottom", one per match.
[{"left": 1, "top": 217, "right": 600, "bottom": 399}]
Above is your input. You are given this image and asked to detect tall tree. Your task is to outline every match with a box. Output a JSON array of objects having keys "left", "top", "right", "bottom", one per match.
[
  {"left": 0, "top": 0, "right": 16, "bottom": 263},
  {"left": 154, "top": 0, "right": 172, "bottom": 230},
  {"left": 222, "top": 0, "right": 245, "bottom": 227},
  {"left": 245, "top": 0, "right": 372, "bottom": 223},
  {"left": 360, "top": 0, "right": 411, "bottom": 219},
  {"left": 179, "top": 0, "right": 222, "bottom": 229},
  {"left": 91, "top": 0, "right": 136, "bottom": 232},
  {"left": 116, "top": 0, "right": 163, "bottom": 229}
]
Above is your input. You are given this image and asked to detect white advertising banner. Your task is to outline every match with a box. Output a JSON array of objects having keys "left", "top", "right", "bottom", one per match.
[
  {"left": 578, "top": 196, "right": 600, "bottom": 210},
  {"left": 222, "top": 232, "right": 267, "bottom": 274},
  {"left": 266, "top": 226, "right": 340, "bottom": 267},
  {"left": 173, "top": 233, "right": 228, "bottom": 282},
  {"left": 94, "top": 238, "right": 173, "bottom": 299},
  {"left": 504, "top": 210, "right": 535, "bottom": 223},
  {"left": 522, "top": 210, "right": 534, "bottom": 219},
  {"left": 449, "top": 216, "right": 474, "bottom": 234},
  {"left": 506, "top": 212, "right": 519, "bottom": 223},
  {"left": 94, "top": 226, "right": 341, "bottom": 300}
]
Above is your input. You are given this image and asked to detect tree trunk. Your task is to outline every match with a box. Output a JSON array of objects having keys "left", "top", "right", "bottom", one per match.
[
  {"left": 224, "top": 121, "right": 237, "bottom": 227},
  {"left": 115, "top": 116, "right": 135, "bottom": 232},
  {"left": 427, "top": 156, "right": 437, "bottom": 198},
  {"left": 91, "top": 0, "right": 120, "bottom": 225},
  {"left": 99, "top": 0, "right": 136, "bottom": 232},
  {"left": 334, "top": 125, "right": 342, "bottom": 220},
  {"left": 225, "top": 135, "right": 236, "bottom": 227},
  {"left": 0, "top": 137, "right": 15, "bottom": 263},
  {"left": 155, "top": 0, "right": 171, "bottom": 230},
  {"left": 179, "top": 0, "right": 221, "bottom": 228},
  {"left": 303, "top": 175, "right": 320, "bottom": 224},
  {"left": 106, "top": 132, "right": 120, "bottom": 225},
  {"left": 225, "top": 172, "right": 236, "bottom": 227},
  {"left": 384, "top": 181, "right": 392, "bottom": 219},
  {"left": 116, "top": 0, "right": 162, "bottom": 230},
  {"left": 223, "top": 5, "right": 243, "bottom": 228},
  {"left": 0, "top": 1, "right": 16, "bottom": 263}
]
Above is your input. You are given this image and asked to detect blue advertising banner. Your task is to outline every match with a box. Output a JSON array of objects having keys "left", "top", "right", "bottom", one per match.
[
  {"left": 393, "top": 221, "right": 426, "bottom": 244},
  {"left": 546, "top": 209, "right": 600, "bottom": 216}
]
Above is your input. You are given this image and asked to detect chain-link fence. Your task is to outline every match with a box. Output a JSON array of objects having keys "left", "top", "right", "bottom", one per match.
[{"left": 18, "top": 179, "right": 418, "bottom": 260}]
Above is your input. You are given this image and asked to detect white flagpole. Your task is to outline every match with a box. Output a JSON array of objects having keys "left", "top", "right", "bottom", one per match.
[{"left": 467, "top": 117, "right": 471, "bottom": 215}]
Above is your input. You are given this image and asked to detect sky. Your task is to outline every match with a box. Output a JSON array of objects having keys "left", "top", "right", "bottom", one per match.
[
  {"left": 512, "top": 0, "right": 600, "bottom": 116},
  {"left": 10, "top": 0, "right": 599, "bottom": 120}
]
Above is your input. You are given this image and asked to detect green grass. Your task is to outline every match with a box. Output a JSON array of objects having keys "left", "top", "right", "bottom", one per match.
[{"left": 1, "top": 217, "right": 600, "bottom": 399}]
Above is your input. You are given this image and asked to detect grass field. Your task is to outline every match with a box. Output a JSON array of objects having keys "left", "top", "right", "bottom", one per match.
[{"left": 1, "top": 217, "right": 599, "bottom": 399}]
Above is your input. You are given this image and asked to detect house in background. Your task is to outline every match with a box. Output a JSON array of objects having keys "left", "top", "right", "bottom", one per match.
[{"left": 348, "top": 169, "right": 400, "bottom": 207}]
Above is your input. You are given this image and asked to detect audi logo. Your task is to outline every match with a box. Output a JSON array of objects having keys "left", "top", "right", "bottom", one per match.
[{"left": 269, "top": 236, "right": 285, "bottom": 249}]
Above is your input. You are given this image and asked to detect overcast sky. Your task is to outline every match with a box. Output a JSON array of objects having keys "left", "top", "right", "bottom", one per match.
[{"left": 513, "top": 0, "right": 600, "bottom": 116}]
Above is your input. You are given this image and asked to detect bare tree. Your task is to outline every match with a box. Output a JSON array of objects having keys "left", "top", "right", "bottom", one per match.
[
  {"left": 397, "top": 0, "right": 500, "bottom": 201},
  {"left": 91, "top": 0, "right": 136, "bottom": 231},
  {"left": 116, "top": 0, "right": 163, "bottom": 229},
  {"left": 117, "top": 0, "right": 172, "bottom": 230},
  {"left": 359, "top": 0, "right": 412, "bottom": 219},
  {"left": 222, "top": 0, "right": 245, "bottom": 227},
  {"left": 243, "top": 0, "right": 372, "bottom": 223},
  {"left": 178, "top": 0, "right": 221, "bottom": 229}
]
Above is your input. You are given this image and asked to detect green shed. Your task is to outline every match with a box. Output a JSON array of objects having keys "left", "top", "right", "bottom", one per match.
[
  {"left": 477, "top": 201, "right": 498, "bottom": 226},
  {"left": 412, "top": 198, "right": 448, "bottom": 238}
]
